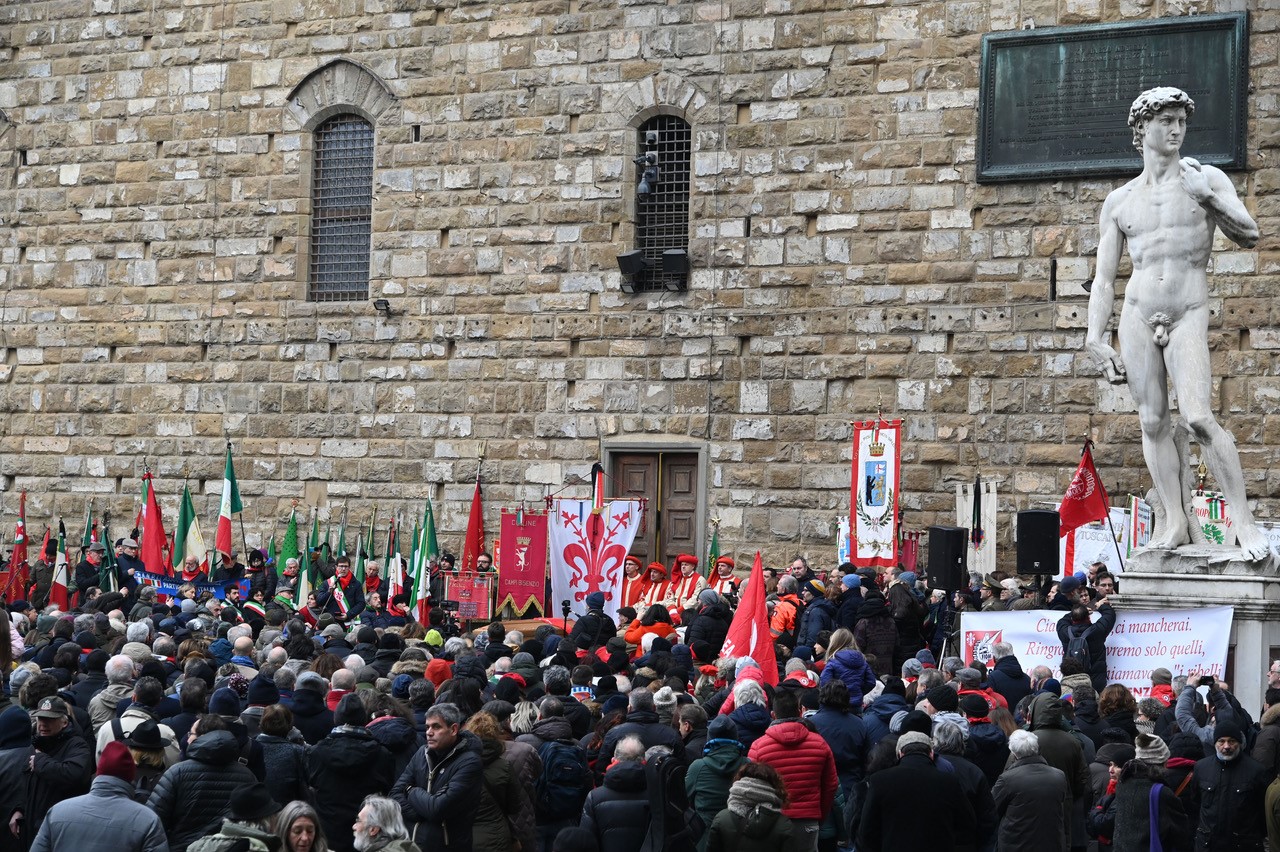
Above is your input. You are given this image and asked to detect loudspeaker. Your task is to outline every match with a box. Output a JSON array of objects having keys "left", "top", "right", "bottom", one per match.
[
  {"left": 1017, "top": 509, "right": 1060, "bottom": 575},
  {"left": 927, "top": 525, "right": 968, "bottom": 590}
]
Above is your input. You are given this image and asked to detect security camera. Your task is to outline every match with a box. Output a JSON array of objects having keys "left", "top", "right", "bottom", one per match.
[{"left": 645, "top": 130, "right": 659, "bottom": 146}]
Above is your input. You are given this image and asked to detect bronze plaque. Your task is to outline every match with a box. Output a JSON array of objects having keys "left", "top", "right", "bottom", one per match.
[{"left": 977, "top": 13, "right": 1248, "bottom": 183}]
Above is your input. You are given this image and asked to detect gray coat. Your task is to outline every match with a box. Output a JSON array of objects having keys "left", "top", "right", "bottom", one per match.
[
  {"left": 991, "top": 755, "right": 1070, "bottom": 852},
  {"left": 32, "top": 775, "right": 168, "bottom": 852}
]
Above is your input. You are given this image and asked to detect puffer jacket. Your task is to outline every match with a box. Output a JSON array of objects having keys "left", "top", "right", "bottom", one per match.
[
  {"left": 852, "top": 595, "right": 898, "bottom": 677},
  {"left": 579, "top": 761, "right": 651, "bottom": 852},
  {"left": 391, "top": 730, "right": 485, "bottom": 852},
  {"left": 964, "top": 719, "right": 1010, "bottom": 786},
  {"left": 685, "top": 740, "right": 749, "bottom": 852},
  {"left": 684, "top": 604, "right": 731, "bottom": 656},
  {"left": 705, "top": 805, "right": 797, "bottom": 852},
  {"left": 819, "top": 649, "right": 876, "bottom": 708},
  {"left": 835, "top": 588, "right": 863, "bottom": 631},
  {"left": 470, "top": 737, "right": 534, "bottom": 852},
  {"left": 727, "top": 701, "right": 771, "bottom": 751},
  {"left": 747, "top": 720, "right": 837, "bottom": 820},
  {"left": 309, "top": 726, "right": 396, "bottom": 852},
  {"left": 146, "top": 730, "right": 258, "bottom": 852},
  {"left": 811, "top": 705, "right": 869, "bottom": 793}
]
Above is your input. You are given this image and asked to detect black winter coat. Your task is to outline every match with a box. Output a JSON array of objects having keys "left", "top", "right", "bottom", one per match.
[
  {"left": 366, "top": 716, "right": 420, "bottom": 781},
  {"left": 595, "top": 710, "right": 685, "bottom": 783},
  {"left": 858, "top": 753, "right": 975, "bottom": 852},
  {"left": 1056, "top": 604, "right": 1116, "bottom": 693},
  {"left": 987, "top": 656, "right": 1031, "bottom": 711},
  {"left": 392, "top": 731, "right": 485, "bottom": 852},
  {"left": 316, "top": 575, "right": 365, "bottom": 621},
  {"left": 1112, "top": 776, "right": 1190, "bottom": 852},
  {"left": 289, "top": 688, "right": 334, "bottom": 745},
  {"left": 568, "top": 608, "right": 616, "bottom": 651},
  {"left": 146, "top": 730, "right": 257, "bottom": 852},
  {"left": 579, "top": 761, "right": 651, "bottom": 852},
  {"left": 853, "top": 596, "right": 898, "bottom": 678},
  {"left": 256, "top": 733, "right": 310, "bottom": 807},
  {"left": 63, "top": 672, "right": 108, "bottom": 713},
  {"left": 23, "top": 728, "right": 92, "bottom": 848},
  {"left": 939, "top": 753, "right": 997, "bottom": 852},
  {"left": 835, "top": 588, "right": 862, "bottom": 631},
  {"left": 796, "top": 598, "right": 837, "bottom": 650},
  {"left": 309, "top": 726, "right": 396, "bottom": 852},
  {"left": 684, "top": 604, "right": 731, "bottom": 656},
  {"left": 1191, "top": 753, "right": 1270, "bottom": 852}
]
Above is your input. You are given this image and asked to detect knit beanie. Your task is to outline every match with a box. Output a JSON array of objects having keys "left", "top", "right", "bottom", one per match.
[
  {"left": 841, "top": 574, "right": 860, "bottom": 590},
  {"left": 785, "top": 658, "right": 808, "bottom": 676},
  {"left": 1213, "top": 720, "right": 1244, "bottom": 744},
  {"left": 1150, "top": 668, "right": 1173, "bottom": 686},
  {"left": 1135, "top": 733, "right": 1170, "bottom": 765},
  {"left": 653, "top": 686, "right": 678, "bottom": 717},
  {"left": 247, "top": 675, "right": 280, "bottom": 707},
  {"left": 897, "top": 730, "right": 932, "bottom": 755},
  {"left": 208, "top": 687, "right": 242, "bottom": 717},
  {"left": 901, "top": 659, "right": 924, "bottom": 678},
  {"left": 926, "top": 685, "right": 959, "bottom": 713},
  {"left": 97, "top": 740, "right": 137, "bottom": 783}
]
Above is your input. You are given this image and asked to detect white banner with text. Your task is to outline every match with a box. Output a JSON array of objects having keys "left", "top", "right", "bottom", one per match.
[{"left": 960, "top": 606, "right": 1233, "bottom": 697}]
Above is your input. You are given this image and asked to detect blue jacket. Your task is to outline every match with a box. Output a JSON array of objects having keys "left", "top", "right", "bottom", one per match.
[
  {"left": 316, "top": 575, "right": 366, "bottom": 621},
  {"left": 810, "top": 706, "right": 869, "bottom": 793},
  {"left": 820, "top": 649, "right": 877, "bottom": 708},
  {"left": 862, "top": 693, "right": 909, "bottom": 747},
  {"left": 987, "top": 656, "right": 1032, "bottom": 711},
  {"left": 727, "top": 702, "right": 772, "bottom": 751},
  {"left": 796, "top": 598, "right": 838, "bottom": 649}
]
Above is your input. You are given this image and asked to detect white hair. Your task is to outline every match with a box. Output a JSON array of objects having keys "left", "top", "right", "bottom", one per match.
[
  {"left": 733, "top": 678, "right": 766, "bottom": 708},
  {"left": 1008, "top": 729, "right": 1040, "bottom": 760},
  {"left": 615, "top": 735, "right": 646, "bottom": 763},
  {"left": 345, "top": 654, "right": 365, "bottom": 672},
  {"left": 125, "top": 622, "right": 151, "bottom": 644},
  {"left": 227, "top": 624, "right": 253, "bottom": 643},
  {"left": 990, "top": 642, "right": 1013, "bottom": 660},
  {"left": 105, "top": 655, "right": 136, "bottom": 685}
]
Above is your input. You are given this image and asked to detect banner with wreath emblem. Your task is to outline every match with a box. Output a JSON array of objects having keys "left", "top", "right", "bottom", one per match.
[{"left": 850, "top": 419, "right": 901, "bottom": 569}]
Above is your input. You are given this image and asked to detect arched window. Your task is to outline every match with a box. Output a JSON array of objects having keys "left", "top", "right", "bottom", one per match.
[
  {"left": 632, "top": 115, "right": 691, "bottom": 292},
  {"left": 308, "top": 114, "right": 374, "bottom": 301}
]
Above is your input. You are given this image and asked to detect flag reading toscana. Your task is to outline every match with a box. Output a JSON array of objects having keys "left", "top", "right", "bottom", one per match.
[{"left": 960, "top": 606, "right": 1233, "bottom": 698}]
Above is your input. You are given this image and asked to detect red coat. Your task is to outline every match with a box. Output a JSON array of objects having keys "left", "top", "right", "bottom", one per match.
[{"left": 747, "top": 720, "right": 837, "bottom": 820}]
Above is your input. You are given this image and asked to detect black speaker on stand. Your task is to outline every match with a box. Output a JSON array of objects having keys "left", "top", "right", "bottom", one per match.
[
  {"left": 927, "top": 525, "right": 968, "bottom": 590},
  {"left": 1017, "top": 509, "right": 1061, "bottom": 602}
]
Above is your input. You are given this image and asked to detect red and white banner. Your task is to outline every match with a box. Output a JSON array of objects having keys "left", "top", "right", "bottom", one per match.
[
  {"left": 1058, "top": 506, "right": 1130, "bottom": 578},
  {"left": 850, "top": 419, "right": 900, "bottom": 568},
  {"left": 549, "top": 498, "right": 643, "bottom": 623},
  {"left": 443, "top": 571, "right": 493, "bottom": 621},
  {"left": 497, "top": 510, "right": 548, "bottom": 616},
  {"left": 960, "top": 606, "right": 1233, "bottom": 697}
]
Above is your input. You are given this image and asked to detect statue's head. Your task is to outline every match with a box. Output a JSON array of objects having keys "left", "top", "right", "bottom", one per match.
[{"left": 1128, "top": 87, "right": 1196, "bottom": 151}]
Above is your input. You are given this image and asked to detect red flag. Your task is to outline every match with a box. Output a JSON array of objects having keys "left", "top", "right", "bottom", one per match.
[
  {"left": 1059, "top": 441, "right": 1110, "bottom": 537},
  {"left": 49, "top": 520, "right": 69, "bottom": 610},
  {"left": 140, "top": 473, "right": 172, "bottom": 575},
  {"left": 718, "top": 552, "right": 778, "bottom": 685},
  {"left": 460, "top": 476, "right": 485, "bottom": 571},
  {"left": 5, "top": 493, "right": 28, "bottom": 601}
]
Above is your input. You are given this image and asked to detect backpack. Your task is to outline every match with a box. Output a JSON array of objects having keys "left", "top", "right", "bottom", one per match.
[
  {"left": 1065, "top": 623, "right": 1095, "bottom": 670},
  {"left": 535, "top": 739, "right": 591, "bottom": 821},
  {"left": 640, "top": 753, "right": 702, "bottom": 852}
]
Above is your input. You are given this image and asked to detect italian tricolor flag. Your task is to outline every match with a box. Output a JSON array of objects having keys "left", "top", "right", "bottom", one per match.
[
  {"left": 216, "top": 445, "right": 243, "bottom": 559},
  {"left": 174, "top": 484, "right": 209, "bottom": 578},
  {"left": 49, "top": 520, "right": 70, "bottom": 610}
]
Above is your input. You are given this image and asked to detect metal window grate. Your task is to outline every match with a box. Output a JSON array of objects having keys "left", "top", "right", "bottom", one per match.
[
  {"left": 635, "top": 115, "right": 691, "bottom": 292},
  {"left": 309, "top": 115, "right": 374, "bottom": 302}
]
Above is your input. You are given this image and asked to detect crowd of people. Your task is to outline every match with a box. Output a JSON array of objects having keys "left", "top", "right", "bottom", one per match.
[{"left": 0, "top": 541, "right": 1274, "bottom": 852}]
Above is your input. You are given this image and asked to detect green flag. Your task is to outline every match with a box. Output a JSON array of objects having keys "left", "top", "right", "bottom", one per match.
[
  {"left": 80, "top": 501, "right": 93, "bottom": 553},
  {"left": 409, "top": 501, "right": 439, "bottom": 613},
  {"left": 267, "top": 534, "right": 277, "bottom": 572},
  {"left": 353, "top": 531, "right": 365, "bottom": 583},
  {"left": 279, "top": 508, "right": 299, "bottom": 579},
  {"left": 365, "top": 507, "right": 378, "bottom": 562},
  {"left": 707, "top": 525, "right": 720, "bottom": 577},
  {"left": 295, "top": 507, "right": 316, "bottom": 608}
]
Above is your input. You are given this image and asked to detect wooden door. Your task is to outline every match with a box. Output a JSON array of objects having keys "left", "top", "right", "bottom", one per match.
[{"left": 609, "top": 451, "right": 700, "bottom": 568}]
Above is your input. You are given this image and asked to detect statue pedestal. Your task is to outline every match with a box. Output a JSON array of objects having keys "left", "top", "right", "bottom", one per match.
[{"left": 1119, "top": 546, "right": 1280, "bottom": 716}]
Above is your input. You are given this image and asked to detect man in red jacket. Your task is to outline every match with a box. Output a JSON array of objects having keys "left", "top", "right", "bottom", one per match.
[{"left": 746, "top": 689, "right": 836, "bottom": 852}]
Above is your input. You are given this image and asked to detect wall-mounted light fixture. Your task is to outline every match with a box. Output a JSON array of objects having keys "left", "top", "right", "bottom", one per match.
[{"left": 373, "top": 298, "right": 393, "bottom": 317}]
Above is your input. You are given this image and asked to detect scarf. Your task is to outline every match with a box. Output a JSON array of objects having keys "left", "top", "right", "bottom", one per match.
[
  {"left": 726, "top": 777, "right": 783, "bottom": 818},
  {"left": 364, "top": 576, "right": 380, "bottom": 597}
]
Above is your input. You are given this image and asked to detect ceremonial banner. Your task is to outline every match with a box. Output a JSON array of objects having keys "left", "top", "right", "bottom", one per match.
[
  {"left": 138, "top": 570, "right": 248, "bottom": 601},
  {"left": 850, "top": 419, "right": 901, "bottom": 569},
  {"left": 549, "top": 498, "right": 643, "bottom": 623},
  {"left": 1192, "top": 490, "right": 1235, "bottom": 546},
  {"left": 956, "top": 479, "right": 997, "bottom": 575},
  {"left": 443, "top": 570, "right": 493, "bottom": 621},
  {"left": 836, "top": 517, "right": 850, "bottom": 565},
  {"left": 960, "top": 606, "right": 1233, "bottom": 697},
  {"left": 1058, "top": 506, "right": 1129, "bottom": 578},
  {"left": 497, "top": 509, "right": 548, "bottom": 616}
]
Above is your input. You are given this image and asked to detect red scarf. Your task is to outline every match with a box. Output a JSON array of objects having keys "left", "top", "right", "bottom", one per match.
[{"left": 336, "top": 572, "right": 354, "bottom": 590}]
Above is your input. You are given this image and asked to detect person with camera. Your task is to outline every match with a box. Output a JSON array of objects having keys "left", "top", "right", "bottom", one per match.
[{"left": 1056, "top": 591, "right": 1116, "bottom": 693}]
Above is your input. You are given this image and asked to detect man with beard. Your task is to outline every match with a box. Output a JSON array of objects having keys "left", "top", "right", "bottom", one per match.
[
  {"left": 1192, "top": 720, "right": 1268, "bottom": 852},
  {"left": 352, "top": 796, "right": 417, "bottom": 852},
  {"left": 391, "top": 702, "right": 483, "bottom": 852},
  {"left": 317, "top": 555, "right": 366, "bottom": 625}
]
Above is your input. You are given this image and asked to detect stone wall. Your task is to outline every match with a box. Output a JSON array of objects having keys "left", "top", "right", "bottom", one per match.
[{"left": 0, "top": 0, "right": 1273, "bottom": 568}]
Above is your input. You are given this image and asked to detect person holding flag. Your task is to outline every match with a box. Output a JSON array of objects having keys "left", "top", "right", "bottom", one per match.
[
  {"left": 4, "top": 492, "right": 29, "bottom": 603},
  {"left": 49, "top": 520, "right": 72, "bottom": 610},
  {"left": 73, "top": 542, "right": 108, "bottom": 604},
  {"left": 317, "top": 553, "right": 365, "bottom": 625}
]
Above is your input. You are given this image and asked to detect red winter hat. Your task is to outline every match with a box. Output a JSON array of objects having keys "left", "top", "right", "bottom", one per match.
[
  {"left": 97, "top": 740, "right": 137, "bottom": 783},
  {"left": 425, "top": 658, "right": 453, "bottom": 688},
  {"left": 646, "top": 562, "right": 668, "bottom": 579},
  {"left": 714, "top": 556, "right": 735, "bottom": 570},
  {"left": 675, "top": 554, "right": 698, "bottom": 566}
]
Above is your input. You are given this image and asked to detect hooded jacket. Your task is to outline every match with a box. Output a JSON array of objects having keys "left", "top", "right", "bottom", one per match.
[
  {"left": 146, "top": 730, "right": 258, "bottom": 852},
  {"left": 685, "top": 740, "right": 749, "bottom": 850},
  {"left": 367, "top": 715, "right": 420, "bottom": 780},
  {"left": 853, "top": 595, "right": 898, "bottom": 677},
  {"left": 289, "top": 688, "right": 335, "bottom": 745},
  {"left": 987, "top": 655, "right": 1032, "bottom": 710},
  {"left": 1252, "top": 702, "right": 1280, "bottom": 779},
  {"left": 392, "top": 730, "right": 486, "bottom": 852},
  {"left": 727, "top": 701, "right": 771, "bottom": 751},
  {"left": 819, "top": 649, "right": 876, "bottom": 708},
  {"left": 747, "top": 719, "right": 837, "bottom": 820},
  {"left": 1027, "top": 693, "right": 1091, "bottom": 806},
  {"left": 471, "top": 737, "right": 535, "bottom": 852},
  {"left": 863, "top": 692, "right": 909, "bottom": 747},
  {"left": 705, "top": 804, "right": 797, "bottom": 852},
  {"left": 684, "top": 604, "right": 731, "bottom": 657},
  {"left": 309, "top": 726, "right": 396, "bottom": 852}
]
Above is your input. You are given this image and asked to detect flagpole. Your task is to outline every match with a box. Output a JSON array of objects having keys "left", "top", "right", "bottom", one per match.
[{"left": 1105, "top": 512, "right": 1126, "bottom": 570}]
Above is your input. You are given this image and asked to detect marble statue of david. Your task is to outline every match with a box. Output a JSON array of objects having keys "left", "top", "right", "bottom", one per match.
[{"left": 1085, "top": 86, "right": 1269, "bottom": 562}]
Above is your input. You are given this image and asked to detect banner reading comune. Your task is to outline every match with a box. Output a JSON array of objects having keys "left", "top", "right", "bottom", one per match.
[{"left": 960, "top": 606, "right": 1233, "bottom": 698}]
